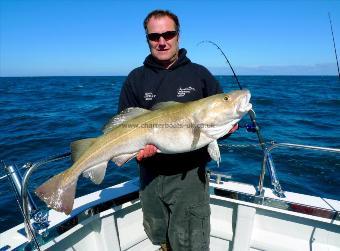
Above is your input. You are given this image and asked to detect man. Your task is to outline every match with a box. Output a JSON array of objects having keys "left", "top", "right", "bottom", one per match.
[{"left": 118, "top": 10, "right": 237, "bottom": 251}]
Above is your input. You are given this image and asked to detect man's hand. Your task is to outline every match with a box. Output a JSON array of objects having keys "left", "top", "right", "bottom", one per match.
[{"left": 137, "top": 144, "right": 158, "bottom": 161}]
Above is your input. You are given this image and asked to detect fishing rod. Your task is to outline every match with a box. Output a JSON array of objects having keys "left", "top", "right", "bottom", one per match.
[
  {"left": 198, "top": 40, "right": 285, "bottom": 198},
  {"left": 328, "top": 12, "right": 340, "bottom": 80}
]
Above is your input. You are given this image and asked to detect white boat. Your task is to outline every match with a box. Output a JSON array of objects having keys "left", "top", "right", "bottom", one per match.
[{"left": 0, "top": 142, "right": 339, "bottom": 251}]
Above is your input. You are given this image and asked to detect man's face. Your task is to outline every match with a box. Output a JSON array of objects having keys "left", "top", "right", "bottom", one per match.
[{"left": 146, "top": 16, "right": 179, "bottom": 68}]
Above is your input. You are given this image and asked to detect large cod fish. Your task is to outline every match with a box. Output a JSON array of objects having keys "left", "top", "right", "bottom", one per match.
[{"left": 35, "top": 89, "right": 252, "bottom": 214}]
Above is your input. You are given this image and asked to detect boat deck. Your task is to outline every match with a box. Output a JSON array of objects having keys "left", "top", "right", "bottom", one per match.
[{"left": 1, "top": 178, "right": 339, "bottom": 251}]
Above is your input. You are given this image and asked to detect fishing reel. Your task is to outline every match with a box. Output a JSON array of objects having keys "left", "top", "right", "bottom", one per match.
[
  {"left": 239, "top": 109, "right": 258, "bottom": 133},
  {"left": 241, "top": 123, "right": 257, "bottom": 133}
]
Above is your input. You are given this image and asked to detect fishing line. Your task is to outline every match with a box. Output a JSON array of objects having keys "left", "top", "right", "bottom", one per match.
[{"left": 328, "top": 12, "right": 340, "bottom": 80}]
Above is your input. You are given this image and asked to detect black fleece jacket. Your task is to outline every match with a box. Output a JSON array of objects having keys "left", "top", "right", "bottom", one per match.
[{"left": 118, "top": 48, "right": 222, "bottom": 174}]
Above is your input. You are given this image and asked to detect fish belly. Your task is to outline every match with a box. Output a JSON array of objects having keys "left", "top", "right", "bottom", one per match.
[{"left": 150, "top": 126, "right": 212, "bottom": 153}]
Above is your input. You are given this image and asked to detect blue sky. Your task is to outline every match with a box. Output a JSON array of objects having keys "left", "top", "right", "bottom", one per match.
[{"left": 1, "top": 0, "right": 340, "bottom": 76}]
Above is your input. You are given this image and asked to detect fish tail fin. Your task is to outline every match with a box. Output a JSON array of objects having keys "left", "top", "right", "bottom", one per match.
[{"left": 35, "top": 171, "right": 78, "bottom": 215}]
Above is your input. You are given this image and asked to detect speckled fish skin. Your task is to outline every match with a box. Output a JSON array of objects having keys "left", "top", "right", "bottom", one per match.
[{"left": 35, "top": 89, "right": 252, "bottom": 214}]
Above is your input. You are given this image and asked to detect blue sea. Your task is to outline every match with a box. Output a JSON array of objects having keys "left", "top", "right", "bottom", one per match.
[{"left": 0, "top": 76, "right": 339, "bottom": 233}]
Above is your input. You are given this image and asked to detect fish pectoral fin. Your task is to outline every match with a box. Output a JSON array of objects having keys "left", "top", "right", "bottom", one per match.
[
  {"left": 102, "top": 107, "right": 150, "bottom": 134},
  {"left": 191, "top": 126, "right": 201, "bottom": 150},
  {"left": 83, "top": 162, "right": 108, "bottom": 184},
  {"left": 112, "top": 153, "right": 138, "bottom": 167},
  {"left": 35, "top": 171, "right": 78, "bottom": 215},
  {"left": 208, "top": 140, "right": 221, "bottom": 167},
  {"left": 70, "top": 138, "right": 97, "bottom": 162}
]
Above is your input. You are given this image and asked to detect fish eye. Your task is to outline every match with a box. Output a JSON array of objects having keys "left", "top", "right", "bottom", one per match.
[{"left": 224, "top": 96, "right": 229, "bottom": 101}]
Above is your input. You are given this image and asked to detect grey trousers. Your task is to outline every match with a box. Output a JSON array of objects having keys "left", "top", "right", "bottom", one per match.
[{"left": 139, "top": 165, "right": 210, "bottom": 251}]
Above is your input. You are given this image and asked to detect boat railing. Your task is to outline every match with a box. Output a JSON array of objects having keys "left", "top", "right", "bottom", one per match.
[
  {"left": 256, "top": 142, "right": 340, "bottom": 199},
  {"left": 1, "top": 152, "right": 71, "bottom": 248},
  {"left": 23, "top": 152, "right": 71, "bottom": 243}
]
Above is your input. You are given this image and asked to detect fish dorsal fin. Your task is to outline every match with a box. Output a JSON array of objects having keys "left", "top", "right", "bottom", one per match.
[
  {"left": 151, "top": 101, "right": 181, "bottom": 110},
  {"left": 102, "top": 107, "right": 150, "bottom": 134},
  {"left": 82, "top": 161, "right": 108, "bottom": 184},
  {"left": 70, "top": 138, "right": 97, "bottom": 162}
]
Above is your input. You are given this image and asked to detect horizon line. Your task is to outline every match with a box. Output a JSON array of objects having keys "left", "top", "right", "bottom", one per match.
[{"left": 1, "top": 74, "right": 339, "bottom": 78}]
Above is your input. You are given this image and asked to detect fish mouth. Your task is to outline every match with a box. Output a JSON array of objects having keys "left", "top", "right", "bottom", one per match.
[{"left": 236, "top": 92, "right": 252, "bottom": 114}]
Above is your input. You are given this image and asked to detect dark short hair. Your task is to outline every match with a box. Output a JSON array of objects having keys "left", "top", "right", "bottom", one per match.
[{"left": 143, "top": 10, "right": 180, "bottom": 33}]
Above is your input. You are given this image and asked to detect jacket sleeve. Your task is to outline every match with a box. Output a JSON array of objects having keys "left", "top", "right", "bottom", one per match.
[
  {"left": 199, "top": 65, "right": 223, "bottom": 96},
  {"left": 118, "top": 73, "right": 140, "bottom": 113}
]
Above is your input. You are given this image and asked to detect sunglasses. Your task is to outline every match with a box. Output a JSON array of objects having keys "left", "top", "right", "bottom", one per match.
[{"left": 146, "top": 31, "right": 178, "bottom": 42}]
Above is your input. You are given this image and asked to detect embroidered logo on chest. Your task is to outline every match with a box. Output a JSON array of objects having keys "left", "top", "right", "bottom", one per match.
[
  {"left": 144, "top": 92, "right": 156, "bottom": 101},
  {"left": 177, "top": 86, "right": 196, "bottom": 97}
]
